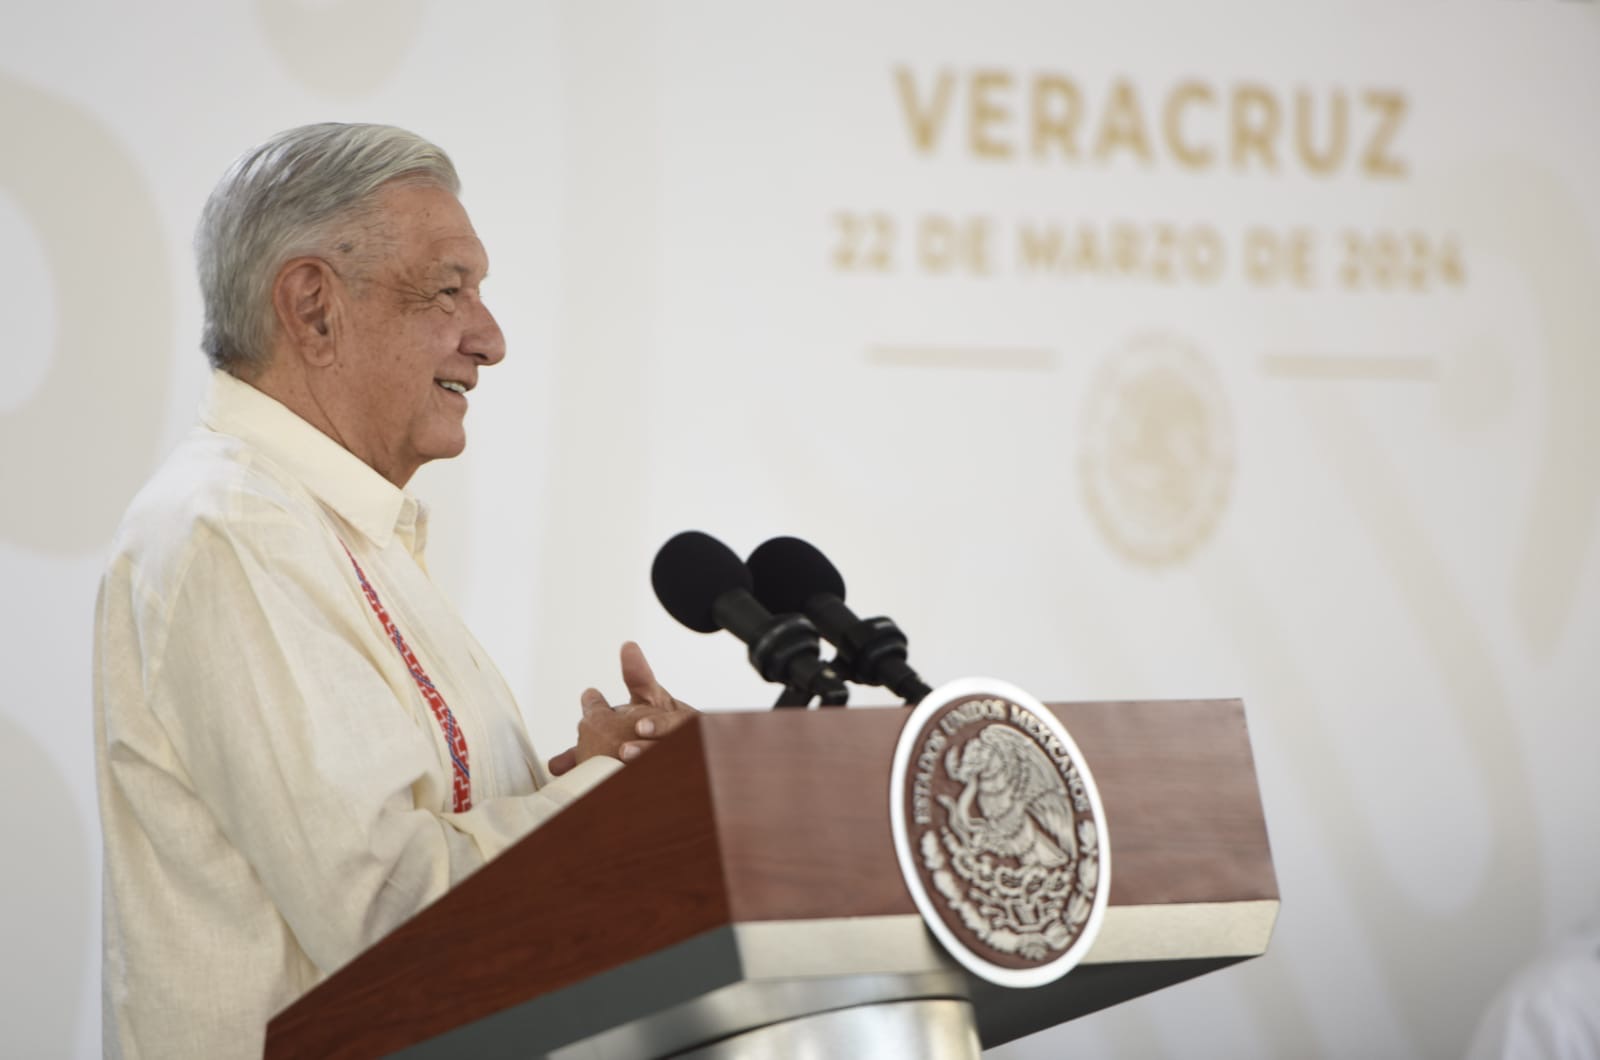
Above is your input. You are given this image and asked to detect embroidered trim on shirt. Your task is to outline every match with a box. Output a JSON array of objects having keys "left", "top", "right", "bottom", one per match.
[{"left": 339, "top": 543, "right": 472, "bottom": 812}]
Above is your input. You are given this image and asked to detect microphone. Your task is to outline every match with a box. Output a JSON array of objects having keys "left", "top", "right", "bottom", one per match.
[
  {"left": 651, "top": 531, "right": 849, "bottom": 707},
  {"left": 746, "top": 536, "right": 933, "bottom": 705}
]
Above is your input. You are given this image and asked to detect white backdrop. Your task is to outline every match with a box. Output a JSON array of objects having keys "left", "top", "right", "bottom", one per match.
[{"left": 2, "top": 2, "right": 1598, "bottom": 1057}]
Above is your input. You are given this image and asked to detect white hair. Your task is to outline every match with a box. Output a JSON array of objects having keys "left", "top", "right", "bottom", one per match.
[{"left": 195, "top": 122, "right": 461, "bottom": 375}]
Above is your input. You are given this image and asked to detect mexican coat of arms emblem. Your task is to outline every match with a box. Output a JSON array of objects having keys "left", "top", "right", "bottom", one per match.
[{"left": 890, "top": 679, "right": 1111, "bottom": 987}]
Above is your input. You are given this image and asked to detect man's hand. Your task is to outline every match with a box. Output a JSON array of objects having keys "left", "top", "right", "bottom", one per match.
[{"left": 547, "top": 641, "right": 697, "bottom": 777}]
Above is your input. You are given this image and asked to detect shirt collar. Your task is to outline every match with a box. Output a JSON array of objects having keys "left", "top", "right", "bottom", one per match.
[{"left": 200, "top": 370, "right": 427, "bottom": 554}]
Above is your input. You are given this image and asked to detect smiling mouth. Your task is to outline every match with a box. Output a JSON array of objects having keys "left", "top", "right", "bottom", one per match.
[{"left": 437, "top": 380, "right": 468, "bottom": 395}]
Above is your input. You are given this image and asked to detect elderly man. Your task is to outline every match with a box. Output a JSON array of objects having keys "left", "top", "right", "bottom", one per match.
[{"left": 93, "top": 123, "right": 692, "bottom": 1059}]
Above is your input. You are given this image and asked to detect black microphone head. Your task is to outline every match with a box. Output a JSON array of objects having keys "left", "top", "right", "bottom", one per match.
[
  {"left": 747, "top": 536, "right": 846, "bottom": 613},
  {"left": 652, "top": 531, "right": 754, "bottom": 633}
]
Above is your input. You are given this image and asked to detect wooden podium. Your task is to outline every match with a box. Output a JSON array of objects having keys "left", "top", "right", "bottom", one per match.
[{"left": 265, "top": 699, "right": 1278, "bottom": 1058}]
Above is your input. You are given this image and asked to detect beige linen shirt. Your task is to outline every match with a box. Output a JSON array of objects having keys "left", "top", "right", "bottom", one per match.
[{"left": 94, "top": 370, "right": 620, "bottom": 1059}]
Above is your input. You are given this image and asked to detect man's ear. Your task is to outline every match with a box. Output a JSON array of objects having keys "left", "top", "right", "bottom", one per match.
[{"left": 271, "top": 257, "right": 340, "bottom": 366}]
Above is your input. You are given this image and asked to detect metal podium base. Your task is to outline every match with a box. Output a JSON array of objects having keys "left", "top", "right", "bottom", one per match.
[
  {"left": 390, "top": 909, "right": 1275, "bottom": 1059},
  {"left": 672, "top": 999, "right": 980, "bottom": 1060}
]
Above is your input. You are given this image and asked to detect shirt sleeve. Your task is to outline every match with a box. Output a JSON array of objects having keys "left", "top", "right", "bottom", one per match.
[{"left": 133, "top": 506, "right": 620, "bottom": 975}]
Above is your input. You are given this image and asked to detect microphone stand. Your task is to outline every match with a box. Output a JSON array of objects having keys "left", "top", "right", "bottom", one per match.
[
  {"left": 775, "top": 669, "right": 851, "bottom": 708},
  {"left": 742, "top": 612, "right": 850, "bottom": 708}
]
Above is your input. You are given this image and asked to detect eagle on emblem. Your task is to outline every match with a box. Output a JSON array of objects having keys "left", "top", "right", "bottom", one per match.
[{"left": 938, "top": 724, "right": 1079, "bottom": 868}]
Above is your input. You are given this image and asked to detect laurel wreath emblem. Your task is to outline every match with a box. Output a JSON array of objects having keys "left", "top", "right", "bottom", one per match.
[{"left": 921, "top": 816, "right": 1100, "bottom": 961}]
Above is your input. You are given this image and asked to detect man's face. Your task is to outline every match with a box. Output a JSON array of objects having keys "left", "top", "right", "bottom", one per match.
[{"left": 325, "top": 181, "right": 505, "bottom": 487}]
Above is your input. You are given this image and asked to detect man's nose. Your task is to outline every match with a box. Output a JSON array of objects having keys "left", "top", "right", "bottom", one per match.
[{"left": 464, "top": 298, "right": 506, "bottom": 365}]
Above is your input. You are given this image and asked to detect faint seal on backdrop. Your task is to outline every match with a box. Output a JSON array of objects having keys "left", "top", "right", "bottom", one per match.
[
  {"left": 889, "top": 678, "right": 1110, "bottom": 988},
  {"left": 1080, "top": 333, "right": 1234, "bottom": 567}
]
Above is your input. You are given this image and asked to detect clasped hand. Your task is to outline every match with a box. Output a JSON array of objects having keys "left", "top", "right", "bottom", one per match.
[{"left": 547, "top": 641, "right": 696, "bottom": 777}]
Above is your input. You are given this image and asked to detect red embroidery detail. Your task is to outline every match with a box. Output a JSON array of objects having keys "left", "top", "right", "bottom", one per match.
[{"left": 340, "top": 543, "right": 472, "bottom": 812}]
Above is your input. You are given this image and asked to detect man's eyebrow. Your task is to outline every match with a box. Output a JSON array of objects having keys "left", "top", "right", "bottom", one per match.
[{"left": 431, "top": 261, "right": 487, "bottom": 283}]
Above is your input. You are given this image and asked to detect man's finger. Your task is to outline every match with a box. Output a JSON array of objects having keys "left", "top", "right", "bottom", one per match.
[
  {"left": 548, "top": 746, "right": 578, "bottom": 776},
  {"left": 580, "top": 687, "right": 612, "bottom": 718},
  {"left": 635, "top": 710, "right": 696, "bottom": 739},
  {"left": 619, "top": 641, "right": 668, "bottom": 705}
]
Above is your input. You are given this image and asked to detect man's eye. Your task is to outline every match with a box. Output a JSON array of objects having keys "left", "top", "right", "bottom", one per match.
[{"left": 438, "top": 287, "right": 460, "bottom": 298}]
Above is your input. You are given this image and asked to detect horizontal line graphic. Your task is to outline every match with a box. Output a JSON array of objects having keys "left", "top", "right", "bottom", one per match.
[
  {"left": 866, "top": 345, "right": 1060, "bottom": 372},
  {"left": 1260, "top": 354, "right": 1438, "bottom": 381}
]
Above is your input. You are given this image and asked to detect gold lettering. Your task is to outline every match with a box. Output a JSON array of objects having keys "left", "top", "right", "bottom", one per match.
[
  {"left": 1438, "top": 236, "right": 1465, "bottom": 286},
  {"left": 830, "top": 212, "right": 857, "bottom": 271},
  {"left": 1244, "top": 226, "right": 1315, "bottom": 287},
  {"left": 1013, "top": 219, "right": 1233, "bottom": 283},
  {"left": 1163, "top": 80, "right": 1214, "bottom": 169},
  {"left": 1031, "top": 74, "right": 1082, "bottom": 159},
  {"left": 970, "top": 69, "right": 1014, "bottom": 159},
  {"left": 1109, "top": 222, "right": 1140, "bottom": 273},
  {"left": 1151, "top": 223, "right": 1176, "bottom": 282},
  {"left": 894, "top": 65, "right": 955, "bottom": 154},
  {"left": 1231, "top": 83, "right": 1280, "bottom": 171},
  {"left": 1072, "top": 225, "right": 1102, "bottom": 273},
  {"left": 864, "top": 213, "right": 893, "bottom": 271},
  {"left": 1092, "top": 79, "right": 1153, "bottom": 165},
  {"left": 891, "top": 68, "right": 1410, "bottom": 181},
  {"left": 1017, "top": 220, "right": 1065, "bottom": 271},
  {"left": 1295, "top": 88, "right": 1347, "bottom": 176},
  {"left": 1361, "top": 90, "right": 1408, "bottom": 179},
  {"left": 1188, "top": 225, "right": 1225, "bottom": 283},
  {"left": 1244, "top": 227, "right": 1277, "bottom": 284}
]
